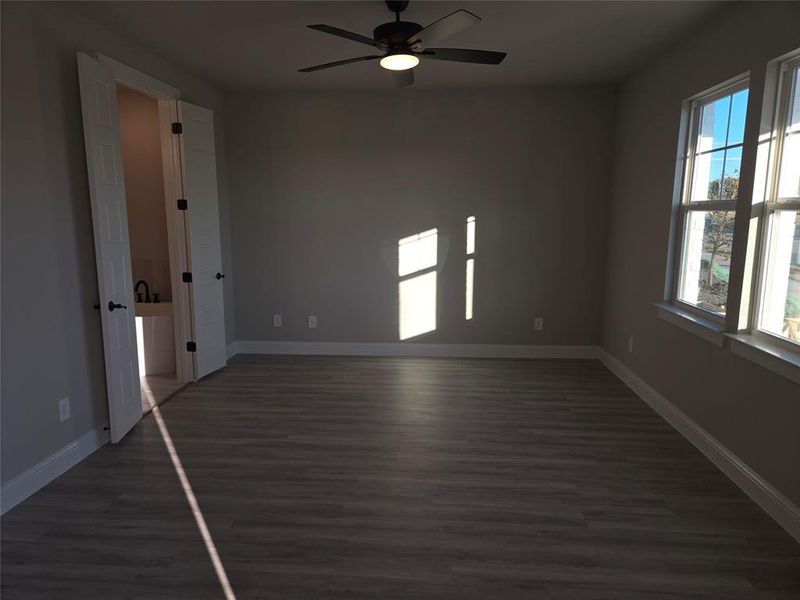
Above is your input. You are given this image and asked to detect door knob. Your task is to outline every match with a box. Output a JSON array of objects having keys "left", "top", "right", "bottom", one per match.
[
  {"left": 216, "top": 272, "right": 225, "bottom": 280},
  {"left": 108, "top": 301, "right": 127, "bottom": 312}
]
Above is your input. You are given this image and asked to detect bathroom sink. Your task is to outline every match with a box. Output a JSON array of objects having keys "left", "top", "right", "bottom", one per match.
[{"left": 135, "top": 302, "right": 172, "bottom": 317}]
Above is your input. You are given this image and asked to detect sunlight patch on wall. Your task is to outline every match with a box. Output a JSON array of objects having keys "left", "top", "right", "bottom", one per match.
[
  {"left": 398, "top": 228, "right": 437, "bottom": 276},
  {"left": 465, "top": 258, "right": 475, "bottom": 320},
  {"left": 466, "top": 216, "right": 476, "bottom": 255},
  {"left": 398, "top": 228, "right": 438, "bottom": 340},
  {"left": 465, "top": 216, "right": 476, "bottom": 320},
  {"left": 399, "top": 271, "right": 437, "bottom": 340}
]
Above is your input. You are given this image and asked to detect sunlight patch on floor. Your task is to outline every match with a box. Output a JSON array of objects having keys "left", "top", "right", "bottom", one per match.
[{"left": 146, "top": 395, "right": 237, "bottom": 600}]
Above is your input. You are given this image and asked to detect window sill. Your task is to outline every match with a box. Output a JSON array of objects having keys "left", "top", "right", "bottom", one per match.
[
  {"left": 655, "top": 302, "right": 725, "bottom": 347},
  {"left": 725, "top": 333, "right": 800, "bottom": 385}
]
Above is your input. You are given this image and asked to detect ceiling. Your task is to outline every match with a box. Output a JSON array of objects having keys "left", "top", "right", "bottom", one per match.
[{"left": 70, "top": 1, "right": 721, "bottom": 91}]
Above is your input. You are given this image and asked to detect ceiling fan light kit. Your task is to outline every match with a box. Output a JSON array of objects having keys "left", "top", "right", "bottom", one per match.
[
  {"left": 379, "top": 53, "right": 419, "bottom": 71},
  {"left": 299, "top": 0, "right": 507, "bottom": 87}
]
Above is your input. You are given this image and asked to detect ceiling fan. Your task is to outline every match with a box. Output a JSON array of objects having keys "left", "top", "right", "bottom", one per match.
[{"left": 299, "top": 0, "right": 507, "bottom": 87}]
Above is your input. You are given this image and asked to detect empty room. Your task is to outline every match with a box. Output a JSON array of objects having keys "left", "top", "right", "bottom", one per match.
[{"left": 2, "top": 1, "right": 800, "bottom": 598}]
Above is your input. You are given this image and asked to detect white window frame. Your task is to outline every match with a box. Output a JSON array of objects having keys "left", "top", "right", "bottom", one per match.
[
  {"left": 750, "top": 54, "right": 800, "bottom": 352},
  {"left": 671, "top": 76, "right": 750, "bottom": 323}
]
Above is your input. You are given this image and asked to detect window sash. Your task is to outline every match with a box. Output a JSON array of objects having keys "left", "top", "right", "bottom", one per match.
[
  {"left": 769, "top": 58, "right": 800, "bottom": 204},
  {"left": 681, "top": 80, "right": 749, "bottom": 207},
  {"left": 752, "top": 56, "right": 800, "bottom": 348},
  {"left": 674, "top": 205, "right": 737, "bottom": 322},
  {"left": 755, "top": 203, "right": 800, "bottom": 348},
  {"left": 672, "top": 78, "right": 748, "bottom": 321}
]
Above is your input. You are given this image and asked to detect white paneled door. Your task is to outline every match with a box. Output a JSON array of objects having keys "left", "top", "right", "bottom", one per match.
[
  {"left": 178, "top": 101, "right": 227, "bottom": 379},
  {"left": 77, "top": 53, "right": 141, "bottom": 442}
]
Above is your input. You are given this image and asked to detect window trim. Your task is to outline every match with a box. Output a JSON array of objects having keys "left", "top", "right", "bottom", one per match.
[
  {"left": 659, "top": 56, "right": 800, "bottom": 381},
  {"left": 670, "top": 76, "right": 750, "bottom": 324},
  {"left": 749, "top": 55, "right": 800, "bottom": 351}
]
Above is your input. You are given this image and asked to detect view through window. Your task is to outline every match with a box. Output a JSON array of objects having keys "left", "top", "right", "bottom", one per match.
[
  {"left": 676, "top": 83, "right": 749, "bottom": 316},
  {"left": 758, "top": 60, "right": 800, "bottom": 343}
]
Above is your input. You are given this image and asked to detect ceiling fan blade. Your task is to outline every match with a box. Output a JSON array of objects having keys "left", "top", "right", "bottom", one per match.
[
  {"left": 422, "top": 48, "right": 506, "bottom": 65},
  {"left": 307, "top": 24, "right": 377, "bottom": 47},
  {"left": 407, "top": 10, "right": 480, "bottom": 47},
  {"left": 299, "top": 55, "right": 381, "bottom": 73},
  {"left": 393, "top": 69, "right": 414, "bottom": 88}
]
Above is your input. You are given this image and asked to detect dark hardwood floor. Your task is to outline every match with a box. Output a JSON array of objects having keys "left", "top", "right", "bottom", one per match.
[{"left": 2, "top": 355, "right": 799, "bottom": 599}]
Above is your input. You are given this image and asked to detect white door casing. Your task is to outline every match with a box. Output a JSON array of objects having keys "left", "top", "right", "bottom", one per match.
[
  {"left": 178, "top": 101, "right": 227, "bottom": 378},
  {"left": 77, "top": 53, "right": 141, "bottom": 442}
]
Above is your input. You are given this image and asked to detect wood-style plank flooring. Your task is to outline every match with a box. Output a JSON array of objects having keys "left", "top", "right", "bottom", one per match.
[
  {"left": 140, "top": 372, "right": 183, "bottom": 414},
  {"left": 2, "top": 355, "right": 799, "bottom": 599}
]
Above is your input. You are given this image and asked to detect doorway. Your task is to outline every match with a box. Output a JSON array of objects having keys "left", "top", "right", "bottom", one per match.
[
  {"left": 116, "top": 84, "right": 183, "bottom": 413},
  {"left": 77, "top": 52, "right": 228, "bottom": 441}
]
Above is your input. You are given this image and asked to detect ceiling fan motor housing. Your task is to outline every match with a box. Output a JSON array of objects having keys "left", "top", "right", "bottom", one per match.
[{"left": 374, "top": 21, "right": 423, "bottom": 51}]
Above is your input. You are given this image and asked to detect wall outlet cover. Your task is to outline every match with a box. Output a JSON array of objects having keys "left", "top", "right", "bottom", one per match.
[
  {"left": 273, "top": 314, "right": 282, "bottom": 328},
  {"left": 308, "top": 315, "right": 318, "bottom": 329},
  {"left": 628, "top": 336, "right": 635, "bottom": 353},
  {"left": 534, "top": 317, "right": 544, "bottom": 331}
]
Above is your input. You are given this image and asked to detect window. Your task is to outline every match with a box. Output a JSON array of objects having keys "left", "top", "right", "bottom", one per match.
[
  {"left": 398, "top": 228, "right": 438, "bottom": 340},
  {"left": 674, "top": 81, "right": 749, "bottom": 317},
  {"left": 756, "top": 58, "right": 800, "bottom": 345},
  {"left": 465, "top": 216, "right": 476, "bottom": 320}
]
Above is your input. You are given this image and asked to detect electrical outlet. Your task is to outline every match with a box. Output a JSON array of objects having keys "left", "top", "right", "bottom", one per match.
[
  {"left": 534, "top": 317, "right": 544, "bottom": 331},
  {"left": 58, "top": 397, "right": 71, "bottom": 422},
  {"left": 273, "top": 314, "right": 282, "bottom": 328},
  {"left": 308, "top": 315, "right": 318, "bottom": 329},
  {"left": 628, "top": 336, "right": 635, "bottom": 353}
]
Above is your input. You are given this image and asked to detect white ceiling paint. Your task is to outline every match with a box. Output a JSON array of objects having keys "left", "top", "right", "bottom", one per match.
[{"left": 69, "top": 1, "right": 721, "bottom": 91}]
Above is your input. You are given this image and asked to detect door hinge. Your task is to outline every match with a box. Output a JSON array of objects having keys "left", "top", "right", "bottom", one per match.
[
  {"left": 177, "top": 198, "right": 188, "bottom": 210},
  {"left": 182, "top": 272, "right": 192, "bottom": 283},
  {"left": 186, "top": 341, "right": 196, "bottom": 352},
  {"left": 171, "top": 121, "right": 183, "bottom": 135}
]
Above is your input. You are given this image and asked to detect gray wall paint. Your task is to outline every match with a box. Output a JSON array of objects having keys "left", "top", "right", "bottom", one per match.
[
  {"left": 228, "top": 88, "right": 615, "bottom": 345},
  {"left": 0, "top": 1, "right": 235, "bottom": 483},
  {"left": 603, "top": 1, "right": 800, "bottom": 505}
]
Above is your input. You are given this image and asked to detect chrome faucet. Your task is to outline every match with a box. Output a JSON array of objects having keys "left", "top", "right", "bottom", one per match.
[{"left": 134, "top": 280, "right": 151, "bottom": 303}]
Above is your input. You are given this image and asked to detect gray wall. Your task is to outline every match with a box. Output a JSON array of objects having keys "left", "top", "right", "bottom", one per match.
[
  {"left": 0, "top": 1, "right": 236, "bottom": 484},
  {"left": 228, "top": 88, "right": 615, "bottom": 345},
  {"left": 603, "top": 1, "right": 800, "bottom": 505}
]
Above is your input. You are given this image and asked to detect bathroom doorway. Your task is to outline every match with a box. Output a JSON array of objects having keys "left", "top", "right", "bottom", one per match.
[
  {"left": 117, "top": 84, "right": 183, "bottom": 413},
  {"left": 78, "top": 52, "right": 228, "bottom": 440}
]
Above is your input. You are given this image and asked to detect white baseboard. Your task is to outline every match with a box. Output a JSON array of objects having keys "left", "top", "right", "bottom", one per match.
[
  {"left": 226, "top": 341, "right": 239, "bottom": 360},
  {"left": 0, "top": 424, "right": 110, "bottom": 515},
  {"left": 233, "top": 340, "right": 601, "bottom": 359},
  {"left": 597, "top": 348, "right": 800, "bottom": 544}
]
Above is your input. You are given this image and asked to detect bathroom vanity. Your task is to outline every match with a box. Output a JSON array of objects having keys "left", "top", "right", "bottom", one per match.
[{"left": 135, "top": 302, "right": 175, "bottom": 375}]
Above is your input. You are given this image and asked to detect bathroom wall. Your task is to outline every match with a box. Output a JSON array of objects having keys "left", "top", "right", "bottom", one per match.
[{"left": 117, "top": 85, "right": 171, "bottom": 302}]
